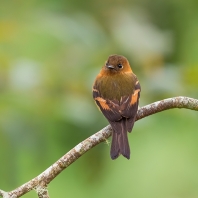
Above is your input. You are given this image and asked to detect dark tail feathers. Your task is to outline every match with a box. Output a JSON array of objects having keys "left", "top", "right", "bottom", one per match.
[{"left": 110, "top": 119, "right": 130, "bottom": 160}]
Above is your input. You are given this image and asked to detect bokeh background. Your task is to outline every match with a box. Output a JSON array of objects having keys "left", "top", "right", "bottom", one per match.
[{"left": 1, "top": 0, "right": 198, "bottom": 197}]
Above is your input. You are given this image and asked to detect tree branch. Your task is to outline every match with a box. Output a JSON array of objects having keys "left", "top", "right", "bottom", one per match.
[{"left": 0, "top": 96, "right": 198, "bottom": 198}]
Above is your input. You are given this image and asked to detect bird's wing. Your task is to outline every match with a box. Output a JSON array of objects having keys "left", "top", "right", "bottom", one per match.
[
  {"left": 120, "top": 80, "right": 141, "bottom": 132},
  {"left": 93, "top": 87, "right": 122, "bottom": 122}
]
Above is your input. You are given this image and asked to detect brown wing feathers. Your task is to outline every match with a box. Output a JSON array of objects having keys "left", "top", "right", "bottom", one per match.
[
  {"left": 120, "top": 80, "right": 141, "bottom": 132},
  {"left": 93, "top": 87, "right": 122, "bottom": 122}
]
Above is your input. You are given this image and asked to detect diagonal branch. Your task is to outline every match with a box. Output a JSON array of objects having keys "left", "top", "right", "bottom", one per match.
[
  {"left": 0, "top": 96, "right": 198, "bottom": 198},
  {"left": 136, "top": 96, "right": 198, "bottom": 120}
]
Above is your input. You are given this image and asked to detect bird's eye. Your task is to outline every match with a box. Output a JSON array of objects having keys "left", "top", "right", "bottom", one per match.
[{"left": 118, "top": 63, "right": 123, "bottom": 69}]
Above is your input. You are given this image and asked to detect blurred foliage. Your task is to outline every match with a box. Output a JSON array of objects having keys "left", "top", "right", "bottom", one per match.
[{"left": 0, "top": 0, "right": 198, "bottom": 197}]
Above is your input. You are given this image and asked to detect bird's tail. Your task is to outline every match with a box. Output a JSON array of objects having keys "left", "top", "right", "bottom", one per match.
[{"left": 110, "top": 118, "right": 130, "bottom": 160}]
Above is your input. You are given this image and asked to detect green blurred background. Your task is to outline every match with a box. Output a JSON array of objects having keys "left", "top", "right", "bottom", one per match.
[{"left": 1, "top": 0, "right": 198, "bottom": 197}]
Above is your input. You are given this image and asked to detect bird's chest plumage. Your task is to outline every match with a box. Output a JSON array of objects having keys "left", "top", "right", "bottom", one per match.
[{"left": 96, "top": 73, "right": 136, "bottom": 101}]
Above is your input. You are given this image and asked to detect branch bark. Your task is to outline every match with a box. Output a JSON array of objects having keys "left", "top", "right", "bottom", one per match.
[{"left": 0, "top": 96, "right": 198, "bottom": 198}]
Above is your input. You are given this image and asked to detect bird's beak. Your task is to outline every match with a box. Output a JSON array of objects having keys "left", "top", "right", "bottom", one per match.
[{"left": 107, "top": 65, "right": 114, "bottom": 69}]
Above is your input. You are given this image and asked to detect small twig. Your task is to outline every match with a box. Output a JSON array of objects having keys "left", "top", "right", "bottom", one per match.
[
  {"left": 0, "top": 96, "right": 198, "bottom": 198},
  {"left": 35, "top": 182, "right": 50, "bottom": 198}
]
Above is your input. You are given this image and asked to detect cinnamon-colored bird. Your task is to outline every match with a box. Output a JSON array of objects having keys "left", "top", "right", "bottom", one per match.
[{"left": 93, "top": 55, "right": 141, "bottom": 160}]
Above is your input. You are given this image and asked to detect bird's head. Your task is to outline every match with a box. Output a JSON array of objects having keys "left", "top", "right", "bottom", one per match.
[{"left": 103, "top": 55, "right": 132, "bottom": 74}]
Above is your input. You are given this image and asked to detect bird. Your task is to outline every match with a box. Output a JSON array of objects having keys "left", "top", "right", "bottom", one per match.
[{"left": 92, "top": 54, "right": 141, "bottom": 160}]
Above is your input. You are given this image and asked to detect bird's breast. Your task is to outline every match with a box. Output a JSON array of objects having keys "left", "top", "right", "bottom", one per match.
[{"left": 96, "top": 73, "right": 136, "bottom": 101}]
